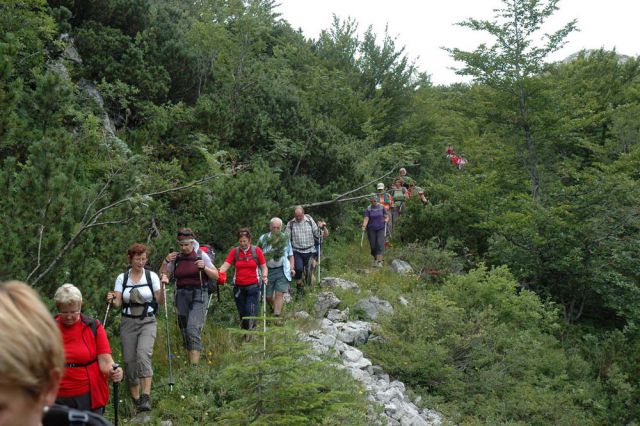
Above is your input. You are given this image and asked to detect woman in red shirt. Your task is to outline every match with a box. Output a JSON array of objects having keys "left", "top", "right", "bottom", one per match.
[
  {"left": 54, "top": 283, "right": 123, "bottom": 413},
  {"left": 218, "top": 228, "right": 268, "bottom": 331}
]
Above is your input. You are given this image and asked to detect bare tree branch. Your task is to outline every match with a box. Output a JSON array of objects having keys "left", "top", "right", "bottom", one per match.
[
  {"left": 294, "top": 163, "right": 418, "bottom": 209},
  {"left": 29, "top": 172, "right": 228, "bottom": 286},
  {"left": 26, "top": 195, "right": 53, "bottom": 283}
]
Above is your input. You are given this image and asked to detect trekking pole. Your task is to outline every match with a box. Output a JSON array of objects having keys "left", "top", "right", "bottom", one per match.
[
  {"left": 262, "top": 280, "right": 267, "bottom": 352},
  {"left": 112, "top": 363, "right": 120, "bottom": 426},
  {"left": 162, "top": 282, "right": 175, "bottom": 391},
  {"left": 103, "top": 300, "right": 112, "bottom": 327},
  {"left": 357, "top": 228, "right": 365, "bottom": 271},
  {"left": 317, "top": 235, "right": 322, "bottom": 286}
]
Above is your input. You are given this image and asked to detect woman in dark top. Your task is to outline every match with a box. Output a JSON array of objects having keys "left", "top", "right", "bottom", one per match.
[
  {"left": 362, "top": 194, "right": 389, "bottom": 268},
  {"left": 160, "top": 228, "right": 218, "bottom": 365}
]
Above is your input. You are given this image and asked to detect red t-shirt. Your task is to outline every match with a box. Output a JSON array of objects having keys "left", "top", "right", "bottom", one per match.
[
  {"left": 224, "top": 245, "right": 266, "bottom": 286},
  {"left": 57, "top": 317, "right": 111, "bottom": 407}
]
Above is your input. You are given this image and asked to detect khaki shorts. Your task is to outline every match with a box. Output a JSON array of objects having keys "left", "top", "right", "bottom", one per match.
[{"left": 266, "top": 267, "right": 290, "bottom": 296}]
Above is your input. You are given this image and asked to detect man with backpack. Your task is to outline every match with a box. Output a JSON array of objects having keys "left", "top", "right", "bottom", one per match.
[{"left": 287, "top": 206, "right": 328, "bottom": 297}]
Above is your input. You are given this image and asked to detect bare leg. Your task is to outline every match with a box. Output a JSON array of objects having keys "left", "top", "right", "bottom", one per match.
[{"left": 273, "top": 291, "right": 285, "bottom": 315}]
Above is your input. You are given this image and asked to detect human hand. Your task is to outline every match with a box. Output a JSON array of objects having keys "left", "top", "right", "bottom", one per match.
[
  {"left": 216, "top": 271, "right": 227, "bottom": 285},
  {"left": 106, "top": 292, "right": 115, "bottom": 303},
  {"left": 110, "top": 365, "right": 123, "bottom": 383},
  {"left": 165, "top": 252, "right": 178, "bottom": 263}
]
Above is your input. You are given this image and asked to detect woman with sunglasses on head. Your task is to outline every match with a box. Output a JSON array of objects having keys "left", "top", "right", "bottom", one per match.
[
  {"left": 160, "top": 228, "right": 218, "bottom": 365},
  {"left": 217, "top": 228, "right": 268, "bottom": 331},
  {"left": 106, "top": 243, "right": 164, "bottom": 412},
  {"left": 53, "top": 283, "right": 123, "bottom": 414}
]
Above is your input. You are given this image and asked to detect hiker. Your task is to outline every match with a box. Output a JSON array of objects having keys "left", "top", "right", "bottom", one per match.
[
  {"left": 257, "top": 217, "right": 295, "bottom": 318},
  {"left": 54, "top": 283, "right": 123, "bottom": 414},
  {"left": 287, "top": 206, "right": 329, "bottom": 297},
  {"left": 0, "top": 280, "right": 64, "bottom": 426},
  {"left": 362, "top": 194, "right": 389, "bottom": 267},
  {"left": 415, "top": 186, "right": 429, "bottom": 206},
  {"left": 106, "top": 243, "right": 164, "bottom": 412},
  {"left": 390, "top": 178, "right": 408, "bottom": 227},
  {"left": 398, "top": 167, "right": 415, "bottom": 190},
  {"left": 446, "top": 144, "right": 455, "bottom": 157},
  {"left": 218, "top": 228, "right": 268, "bottom": 331},
  {"left": 376, "top": 183, "right": 394, "bottom": 240},
  {"left": 160, "top": 228, "right": 218, "bottom": 365}
]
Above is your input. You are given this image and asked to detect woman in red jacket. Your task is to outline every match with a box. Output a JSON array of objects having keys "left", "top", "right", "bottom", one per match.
[
  {"left": 54, "top": 283, "right": 123, "bottom": 413},
  {"left": 218, "top": 228, "right": 268, "bottom": 331}
]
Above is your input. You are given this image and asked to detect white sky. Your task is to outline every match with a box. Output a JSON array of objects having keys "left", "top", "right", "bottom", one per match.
[{"left": 275, "top": 0, "right": 640, "bottom": 85}]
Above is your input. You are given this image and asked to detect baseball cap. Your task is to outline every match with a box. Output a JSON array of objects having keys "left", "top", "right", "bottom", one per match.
[{"left": 376, "top": 182, "right": 385, "bottom": 190}]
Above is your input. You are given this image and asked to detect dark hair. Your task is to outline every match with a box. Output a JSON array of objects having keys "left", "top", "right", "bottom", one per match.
[
  {"left": 127, "top": 243, "right": 148, "bottom": 260},
  {"left": 177, "top": 228, "right": 194, "bottom": 239},
  {"left": 236, "top": 227, "right": 252, "bottom": 240}
]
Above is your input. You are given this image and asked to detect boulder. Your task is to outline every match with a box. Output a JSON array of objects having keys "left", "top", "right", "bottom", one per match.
[
  {"left": 399, "top": 296, "right": 409, "bottom": 306},
  {"left": 335, "top": 321, "right": 371, "bottom": 345},
  {"left": 320, "top": 277, "right": 361, "bottom": 293},
  {"left": 327, "top": 308, "right": 349, "bottom": 322},
  {"left": 391, "top": 259, "right": 414, "bottom": 275},
  {"left": 314, "top": 292, "right": 341, "bottom": 316},
  {"left": 355, "top": 296, "right": 394, "bottom": 321}
]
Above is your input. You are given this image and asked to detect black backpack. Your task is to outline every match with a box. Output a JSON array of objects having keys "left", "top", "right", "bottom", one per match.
[{"left": 43, "top": 404, "right": 111, "bottom": 426}]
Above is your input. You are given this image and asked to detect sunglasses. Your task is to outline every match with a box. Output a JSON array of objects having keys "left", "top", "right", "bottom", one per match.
[{"left": 177, "top": 231, "right": 193, "bottom": 237}]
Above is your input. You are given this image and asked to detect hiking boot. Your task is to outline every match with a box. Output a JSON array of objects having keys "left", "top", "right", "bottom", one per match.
[
  {"left": 138, "top": 394, "right": 151, "bottom": 412},
  {"left": 376, "top": 260, "right": 384, "bottom": 268}
]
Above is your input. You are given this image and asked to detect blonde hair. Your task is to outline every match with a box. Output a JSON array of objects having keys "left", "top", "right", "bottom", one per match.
[
  {"left": 0, "top": 281, "right": 64, "bottom": 398},
  {"left": 53, "top": 283, "right": 83, "bottom": 306}
]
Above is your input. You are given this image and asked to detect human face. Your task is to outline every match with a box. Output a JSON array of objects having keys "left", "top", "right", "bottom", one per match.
[
  {"left": 0, "top": 385, "right": 44, "bottom": 426},
  {"left": 57, "top": 302, "right": 81, "bottom": 327},
  {"left": 294, "top": 209, "right": 304, "bottom": 221},
  {"left": 130, "top": 252, "right": 148, "bottom": 271},
  {"left": 238, "top": 236, "right": 250, "bottom": 250},
  {"left": 270, "top": 222, "right": 282, "bottom": 234},
  {"left": 178, "top": 240, "right": 193, "bottom": 255}
]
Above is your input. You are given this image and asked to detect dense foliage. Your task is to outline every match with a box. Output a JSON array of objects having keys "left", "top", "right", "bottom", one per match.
[{"left": 2, "top": 0, "right": 640, "bottom": 423}]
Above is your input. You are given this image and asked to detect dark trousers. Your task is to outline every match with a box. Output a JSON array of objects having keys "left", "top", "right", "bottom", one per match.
[
  {"left": 55, "top": 392, "right": 104, "bottom": 414},
  {"left": 293, "top": 251, "right": 314, "bottom": 280},
  {"left": 233, "top": 284, "right": 260, "bottom": 330},
  {"left": 175, "top": 286, "right": 206, "bottom": 351},
  {"left": 367, "top": 227, "right": 385, "bottom": 257}
]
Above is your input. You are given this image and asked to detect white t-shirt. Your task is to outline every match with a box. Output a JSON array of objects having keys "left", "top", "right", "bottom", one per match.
[{"left": 114, "top": 269, "right": 161, "bottom": 315}]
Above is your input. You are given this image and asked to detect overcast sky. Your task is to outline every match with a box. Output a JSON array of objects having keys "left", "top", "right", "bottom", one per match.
[{"left": 275, "top": 0, "right": 640, "bottom": 85}]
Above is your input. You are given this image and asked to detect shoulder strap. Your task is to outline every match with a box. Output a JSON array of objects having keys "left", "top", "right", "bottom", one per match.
[
  {"left": 234, "top": 247, "right": 240, "bottom": 264},
  {"left": 145, "top": 269, "right": 156, "bottom": 302},
  {"left": 122, "top": 269, "right": 129, "bottom": 289},
  {"left": 251, "top": 246, "right": 258, "bottom": 264},
  {"left": 81, "top": 314, "right": 98, "bottom": 338}
]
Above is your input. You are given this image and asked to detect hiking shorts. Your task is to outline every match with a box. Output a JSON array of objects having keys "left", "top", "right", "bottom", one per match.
[
  {"left": 120, "top": 315, "right": 157, "bottom": 385},
  {"left": 266, "top": 267, "right": 290, "bottom": 296},
  {"left": 367, "top": 227, "right": 385, "bottom": 257},
  {"left": 175, "top": 286, "right": 206, "bottom": 351}
]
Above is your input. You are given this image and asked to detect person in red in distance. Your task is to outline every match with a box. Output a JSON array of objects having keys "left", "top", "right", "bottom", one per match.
[
  {"left": 54, "top": 283, "right": 123, "bottom": 414},
  {"left": 217, "top": 228, "right": 268, "bottom": 331}
]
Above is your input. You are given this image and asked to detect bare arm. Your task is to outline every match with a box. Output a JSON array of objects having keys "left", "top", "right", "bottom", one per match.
[{"left": 98, "top": 353, "right": 123, "bottom": 382}]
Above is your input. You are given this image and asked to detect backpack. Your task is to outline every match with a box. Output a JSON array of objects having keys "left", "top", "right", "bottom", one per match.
[
  {"left": 378, "top": 192, "right": 393, "bottom": 208},
  {"left": 288, "top": 215, "right": 320, "bottom": 250},
  {"left": 391, "top": 187, "right": 406, "bottom": 202},
  {"left": 174, "top": 249, "right": 216, "bottom": 293},
  {"left": 232, "top": 246, "right": 260, "bottom": 285},
  {"left": 121, "top": 268, "right": 157, "bottom": 318},
  {"left": 43, "top": 404, "right": 111, "bottom": 426}
]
